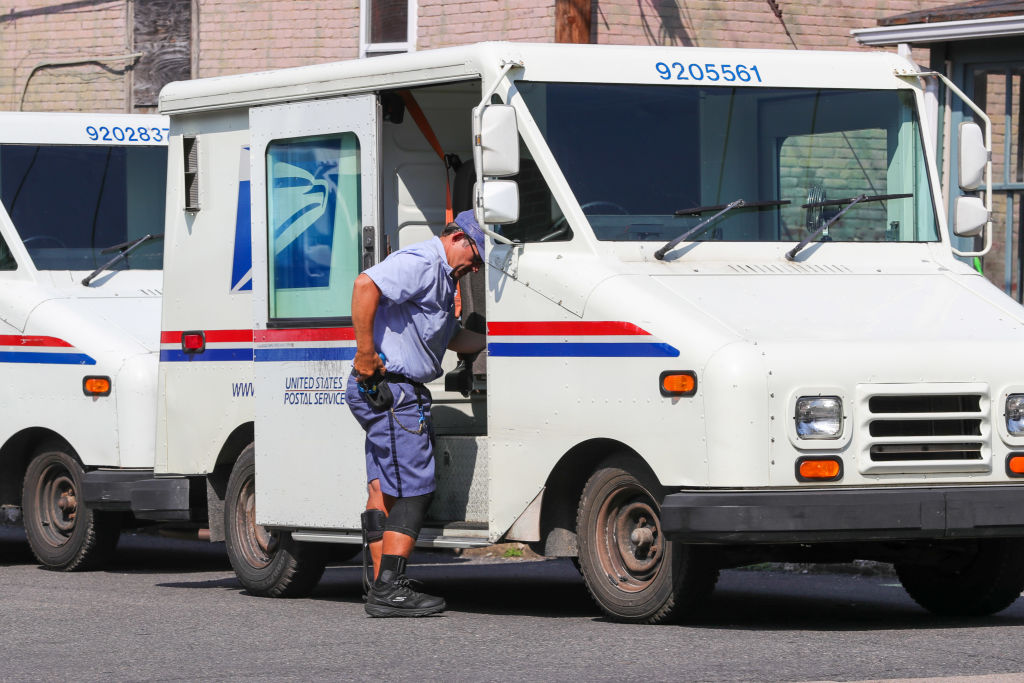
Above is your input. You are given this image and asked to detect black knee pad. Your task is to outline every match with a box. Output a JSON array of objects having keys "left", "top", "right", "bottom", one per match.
[
  {"left": 361, "top": 508, "right": 386, "bottom": 543},
  {"left": 385, "top": 492, "right": 433, "bottom": 539}
]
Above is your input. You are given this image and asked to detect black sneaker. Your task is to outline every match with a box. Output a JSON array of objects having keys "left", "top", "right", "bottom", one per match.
[{"left": 365, "top": 575, "right": 446, "bottom": 617}]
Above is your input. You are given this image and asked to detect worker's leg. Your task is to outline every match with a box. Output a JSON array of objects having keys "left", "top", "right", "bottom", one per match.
[
  {"left": 362, "top": 479, "right": 395, "bottom": 587},
  {"left": 350, "top": 377, "right": 443, "bottom": 616},
  {"left": 366, "top": 492, "right": 443, "bottom": 617}
]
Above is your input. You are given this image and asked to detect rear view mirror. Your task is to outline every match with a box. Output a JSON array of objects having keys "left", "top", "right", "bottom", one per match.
[
  {"left": 473, "top": 104, "right": 519, "bottom": 177},
  {"left": 476, "top": 179, "right": 519, "bottom": 225},
  {"left": 959, "top": 122, "right": 986, "bottom": 191},
  {"left": 954, "top": 195, "right": 989, "bottom": 237}
]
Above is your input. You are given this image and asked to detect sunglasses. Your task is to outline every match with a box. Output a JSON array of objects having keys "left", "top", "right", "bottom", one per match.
[{"left": 464, "top": 234, "right": 483, "bottom": 265}]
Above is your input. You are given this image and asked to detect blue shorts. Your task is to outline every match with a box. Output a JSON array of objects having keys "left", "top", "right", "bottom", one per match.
[{"left": 346, "top": 374, "right": 436, "bottom": 498}]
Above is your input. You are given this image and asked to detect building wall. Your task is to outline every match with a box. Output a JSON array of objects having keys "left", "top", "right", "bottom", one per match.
[
  {"left": 0, "top": 0, "right": 130, "bottom": 112},
  {"left": 418, "top": 0, "right": 555, "bottom": 49},
  {"left": 194, "top": 0, "right": 360, "bottom": 77},
  {"left": 592, "top": 0, "right": 948, "bottom": 55}
]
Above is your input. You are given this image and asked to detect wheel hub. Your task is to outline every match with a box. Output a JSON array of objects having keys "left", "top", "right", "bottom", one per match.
[
  {"left": 50, "top": 474, "right": 78, "bottom": 531},
  {"left": 593, "top": 480, "right": 667, "bottom": 593},
  {"left": 616, "top": 503, "right": 662, "bottom": 574}
]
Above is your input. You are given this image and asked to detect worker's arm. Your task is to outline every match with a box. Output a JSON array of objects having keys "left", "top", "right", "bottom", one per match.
[{"left": 351, "top": 273, "right": 386, "bottom": 380}]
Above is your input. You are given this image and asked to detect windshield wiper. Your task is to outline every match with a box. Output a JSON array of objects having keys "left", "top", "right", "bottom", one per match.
[
  {"left": 656, "top": 199, "right": 790, "bottom": 260},
  {"left": 801, "top": 192, "right": 911, "bottom": 210},
  {"left": 785, "top": 192, "right": 911, "bottom": 261},
  {"left": 674, "top": 199, "right": 790, "bottom": 216},
  {"left": 655, "top": 199, "right": 744, "bottom": 260},
  {"left": 82, "top": 233, "right": 163, "bottom": 286}
]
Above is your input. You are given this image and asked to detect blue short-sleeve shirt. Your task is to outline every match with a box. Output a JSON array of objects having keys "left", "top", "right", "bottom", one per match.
[{"left": 362, "top": 237, "right": 460, "bottom": 383}]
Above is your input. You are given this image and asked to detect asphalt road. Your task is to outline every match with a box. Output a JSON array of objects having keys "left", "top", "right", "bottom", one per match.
[{"left": 2, "top": 526, "right": 1024, "bottom": 682}]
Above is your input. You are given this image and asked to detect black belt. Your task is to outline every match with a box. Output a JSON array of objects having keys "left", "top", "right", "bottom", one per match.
[{"left": 384, "top": 372, "right": 426, "bottom": 388}]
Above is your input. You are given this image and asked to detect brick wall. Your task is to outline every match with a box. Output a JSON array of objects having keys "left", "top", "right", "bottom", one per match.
[
  {"left": 194, "top": 0, "right": 360, "bottom": 77},
  {"left": 418, "top": 0, "right": 555, "bottom": 48},
  {"left": 592, "top": 1, "right": 952, "bottom": 54},
  {"left": 0, "top": 0, "right": 129, "bottom": 112}
]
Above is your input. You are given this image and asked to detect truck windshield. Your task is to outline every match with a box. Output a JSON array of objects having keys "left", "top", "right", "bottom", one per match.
[
  {"left": 0, "top": 144, "right": 166, "bottom": 270},
  {"left": 515, "top": 82, "right": 939, "bottom": 245}
]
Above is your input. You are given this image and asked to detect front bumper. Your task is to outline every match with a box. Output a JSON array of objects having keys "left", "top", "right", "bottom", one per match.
[{"left": 661, "top": 486, "right": 1024, "bottom": 544}]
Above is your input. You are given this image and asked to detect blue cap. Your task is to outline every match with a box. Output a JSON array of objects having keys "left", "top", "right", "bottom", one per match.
[{"left": 453, "top": 209, "right": 485, "bottom": 260}]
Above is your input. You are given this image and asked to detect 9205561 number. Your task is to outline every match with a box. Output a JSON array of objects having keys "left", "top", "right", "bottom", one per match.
[{"left": 655, "top": 62, "right": 762, "bottom": 83}]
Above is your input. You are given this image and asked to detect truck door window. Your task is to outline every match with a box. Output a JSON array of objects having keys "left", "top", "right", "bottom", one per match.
[
  {"left": 496, "top": 141, "right": 573, "bottom": 243},
  {"left": 0, "top": 232, "right": 15, "bottom": 270},
  {"left": 266, "top": 133, "right": 362, "bottom": 321},
  {"left": 0, "top": 144, "right": 165, "bottom": 270}
]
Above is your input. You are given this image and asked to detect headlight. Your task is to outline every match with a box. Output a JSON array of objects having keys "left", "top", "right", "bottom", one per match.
[
  {"left": 795, "top": 396, "right": 843, "bottom": 439},
  {"left": 1007, "top": 394, "right": 1024, "bottom": 436}
]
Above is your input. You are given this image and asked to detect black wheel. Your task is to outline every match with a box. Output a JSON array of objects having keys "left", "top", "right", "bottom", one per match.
[
  {"left": 576, "top": 455, "right": 718, "bottom": 624},
  {"left": 224, "top": 444, "right": 326, "bottom": 597},
  {"left": 21, "top": 444, "right": 120, "bottom": 571},
  {"left": 895, "top": 539, "right": 1024, "bottom": 617}
]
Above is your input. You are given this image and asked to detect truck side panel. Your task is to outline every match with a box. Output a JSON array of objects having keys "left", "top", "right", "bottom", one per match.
[{"left": 157, "top": 111, "right": 254, "bottom": 476}]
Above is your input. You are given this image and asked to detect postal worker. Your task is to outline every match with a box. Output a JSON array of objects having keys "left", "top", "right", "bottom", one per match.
[{"left": 346, "top": 210, "right": 486, "bottom": 617}]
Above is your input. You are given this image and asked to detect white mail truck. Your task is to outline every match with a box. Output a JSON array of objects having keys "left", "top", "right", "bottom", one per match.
[
  {"left": 0, "top": 112, "right": 178, "bottom": 570},
  {"left": 157, "top": 42, "right": 1024, "bottom": 623}
]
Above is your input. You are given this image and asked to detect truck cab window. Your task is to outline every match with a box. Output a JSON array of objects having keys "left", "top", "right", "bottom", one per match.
[
  {"left": 517, "top": 82, "right": 938, "bottom": 245},
  {"left": 0, "top": 144, "right": 165, "bottom": 270},
  {"left": 266, "top": 133, "right": 362, "bottom": 321}
]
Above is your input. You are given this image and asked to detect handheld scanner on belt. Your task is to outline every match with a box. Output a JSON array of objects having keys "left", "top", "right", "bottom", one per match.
[{"left": 357, "top": 352, "right": 393, "bottom": 411}]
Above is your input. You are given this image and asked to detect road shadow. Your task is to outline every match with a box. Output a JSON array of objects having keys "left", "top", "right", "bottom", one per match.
[
  {"left": 0, "top": 525, "right": 232, "bottom": 573},
  {"left": 107, "top": 533, "right": 232, "bottom": 573},
  {"left": 684, "top": 570, "right": 1024, "bottom": 632},
  {"left": 154, "top": 551, "right": 596, "bottom": 619},
  {"left": 0, "top": 526, "right": 34, "bottom": 565},
  {"left": 134, "top": 547, "right": 1024, "bottom": 629},
  {"left": 308, "top": 556, "right": 596, "bottom": 618}
]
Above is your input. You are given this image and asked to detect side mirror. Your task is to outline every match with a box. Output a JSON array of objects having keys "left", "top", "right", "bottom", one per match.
[
  {"left": 473, "top": 104, "right": 519, "bottom": 177},
  {"left": 475, "top": 179, "right": 519, "bottom": 225},
  {"left": 959, "top": 121, "right": 986, "bottom": 191},
  {"left": 954, "top": 195, "right": 989, "bottom": 238}
]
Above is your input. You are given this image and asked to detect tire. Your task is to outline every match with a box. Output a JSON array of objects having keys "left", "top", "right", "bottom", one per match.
[
  {"left": 895, "top": 539, "right": 1024, "bottom": 617},
  {"left": 224, "top": 444, "right": 326, "bottom": 598},
  {"left": 21, "top": 444, "right": 120, "bottom": 571},
  {"left": 576, "top": 455, "right": 718, "bottom": 624}
]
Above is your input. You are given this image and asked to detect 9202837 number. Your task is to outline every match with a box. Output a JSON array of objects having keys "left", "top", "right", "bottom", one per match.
[
  {"left": 655, "top": 62, "right": 762, "bottom": 83},
  {"left": 85, "top": 125, "right": 169, "bottom": 143}
]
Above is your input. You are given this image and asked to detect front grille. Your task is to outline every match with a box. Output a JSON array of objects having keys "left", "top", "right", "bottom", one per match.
[
  {"left": 869, "top": 442, "right": 982, "bottom": 461},
  {"left": 868, "top": 395, "right": 981, "bottom": 414},
  {"left": 859, "top": 385, "right": 990, "bottom": 474}
]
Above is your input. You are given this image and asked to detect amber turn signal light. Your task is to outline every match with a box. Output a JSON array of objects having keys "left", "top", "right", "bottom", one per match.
[
  {"left": 796, "top": 457, "right": 842, "bottom": 482},
  {"left": 1007, "top": 455, "right": 1024, "bottom": 477},
  {"left": 660, "top": 371, "right": 697, "bottom": 397},
  {"left": 83, "top": 376, "right": 111, "bottom": 397}
]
